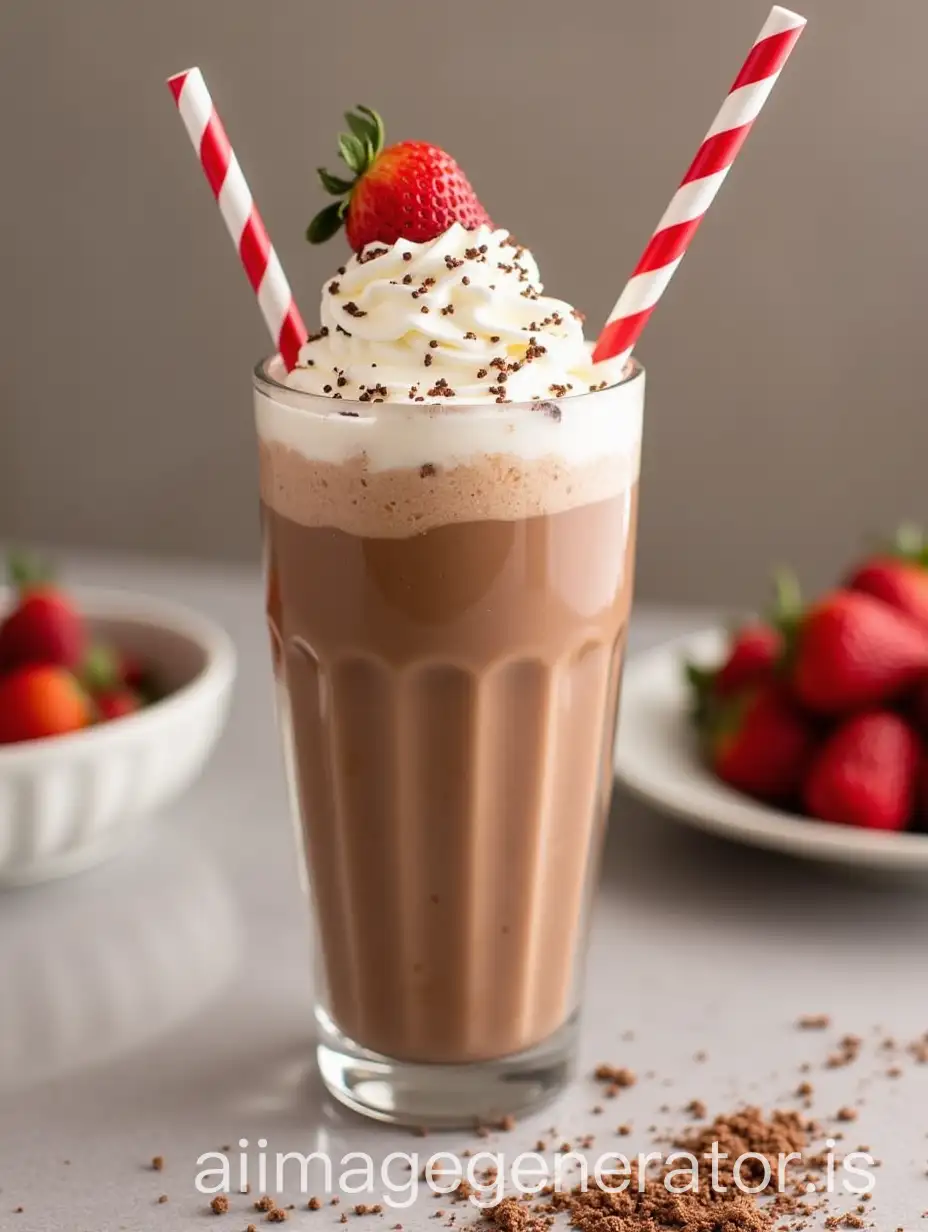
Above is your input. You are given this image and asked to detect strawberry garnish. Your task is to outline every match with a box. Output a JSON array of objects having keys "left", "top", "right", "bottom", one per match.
[{"left": 308, "top": 106, "right": 491, "bottom": 252}]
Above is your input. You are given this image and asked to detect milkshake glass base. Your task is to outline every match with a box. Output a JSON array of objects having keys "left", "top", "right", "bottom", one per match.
[{"left": 316, "top": 1006, "right": 579, "bottom": 1129}]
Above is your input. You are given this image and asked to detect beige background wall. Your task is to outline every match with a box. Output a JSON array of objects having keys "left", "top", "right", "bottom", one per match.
[{"left": 0, "top": 0, "right": 924, "bottom": 604}]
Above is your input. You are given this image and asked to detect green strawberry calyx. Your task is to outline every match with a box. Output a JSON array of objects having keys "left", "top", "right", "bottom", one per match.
[
  {"left": 769, "top": 567, "right": 804, "bottom": 674},
  {"left": 307, "top": 106, "right": 385, "bottom": 245},
  {"left": 890, "top": 523, "right": 928, "bottom": 566}
]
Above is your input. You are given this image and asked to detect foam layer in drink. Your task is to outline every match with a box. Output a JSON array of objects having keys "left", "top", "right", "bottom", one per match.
[{"left": 257, "top": 360, "right": 643, "bottom": 536}]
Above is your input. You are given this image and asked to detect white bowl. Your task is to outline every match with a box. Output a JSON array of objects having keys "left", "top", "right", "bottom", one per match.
[{"left": 0, "top": 587, "right": 236, "bottom": 886}]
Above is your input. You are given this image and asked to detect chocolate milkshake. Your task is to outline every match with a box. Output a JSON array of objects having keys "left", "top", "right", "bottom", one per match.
[{"left": 255, "top": 221, "right": 644, "bottom": 1125}]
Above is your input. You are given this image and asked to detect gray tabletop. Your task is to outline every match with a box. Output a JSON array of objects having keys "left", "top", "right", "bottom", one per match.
[{"left": 1, "top": 551, "right": 927, "bottom": 1231}]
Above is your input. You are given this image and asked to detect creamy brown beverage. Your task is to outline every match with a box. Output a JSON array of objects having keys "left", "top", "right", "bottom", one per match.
[{"left": 254, "top": 220, "right": 643, "bottom": 1123}]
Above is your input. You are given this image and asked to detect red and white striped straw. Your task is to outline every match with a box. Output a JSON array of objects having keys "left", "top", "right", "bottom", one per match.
[
  {"left": 592, "top": 5, "right": 806, "bottom": 366},
  {"left": 167, "top": 67, "right": 308, "bottom": 371}
]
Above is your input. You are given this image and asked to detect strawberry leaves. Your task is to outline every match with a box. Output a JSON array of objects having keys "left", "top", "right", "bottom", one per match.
[
  {"left": 308, "top": 105, "right": 385, "bottom": 246},
  {"left": 318, "top": 168, "right": 355, "bottom": 196}
]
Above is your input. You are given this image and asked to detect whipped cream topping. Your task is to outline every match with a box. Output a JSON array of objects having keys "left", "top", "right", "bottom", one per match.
[{"left": 284, "top": 224, "right": 625, "bottom": 404}]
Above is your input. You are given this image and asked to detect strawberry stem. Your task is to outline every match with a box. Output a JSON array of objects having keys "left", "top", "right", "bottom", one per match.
[
  {"left": 308, "top": 105, "right": 386, "bottom": 246},
  {"left": 684, "top": 660, "right": 716, "bottom": 729},
  {"left": 8, "top": 550, "right": 52, "bottom": 593},
  {"left": 891, "top": 522, "right": 927, "bottom": 564}
]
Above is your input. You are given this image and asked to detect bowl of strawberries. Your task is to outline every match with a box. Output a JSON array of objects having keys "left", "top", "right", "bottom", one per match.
[
  {"left": 0, "top": 558, "right": 236, "bottom": 885},
  {"left": 614, "top": 530, "right": 928, "bottom": 869}
]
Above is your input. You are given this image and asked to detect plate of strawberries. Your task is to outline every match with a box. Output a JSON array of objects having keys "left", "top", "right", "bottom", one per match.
[{"left": 614, "top": 531, "right": 928, "bottom": 869}]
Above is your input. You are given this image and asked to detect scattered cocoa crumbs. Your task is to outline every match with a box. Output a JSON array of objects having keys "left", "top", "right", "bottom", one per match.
[
  {"left": 798, "top": 1014, "right": 832, "bottom": 1030},
  {"left": 248, "top": 1226, "right": 257, "bottom": 1232},
  {"left": 911, "top": 1035, "right": 928, "bottom": 1063},
  {"left": 340, "top": 1215, "right": 348, "bottom": 1224},
  {"left": 836, "top": 1106, "right": 858, "bottom": 1122},
  {"left": 827, "top": 1035, "right": 863, "bottom": 1069},
  {"left": 685, "top": 1098, "right": 707, "bottom": 1119},
  {"left": 254, "top": 1195, "right": 276, "bottom": 1212},
  {"left": 886, "top": 1065, "right": 902, "bottom": 1078},
  {"left": 151, "top": 1155, "right": 164, "bottom": 1171},
  {"left": 158, "top": 1194, "right": 169, "bottom": 1203},
  {"left": 266, "top": 1210, "right": 289, "bottom": 1223},
  {"left": 498, "top": 1114, "right": 516, "bottom": 1132},
  {"left": 13, "top": 1208, "right": 24, "bottom": 1215},
  {"left": 616, "top": 1123, "right": 632, "bottom": 1136},
  {"left": 797, "top": 1081, "right": 814, "bottom": 1098},
  {"left": 210, "top": 1195, "right": 230, "bottom": 1214},
  {"left": 307, "top": 1197, "right": 322, "bottom": 1210}
]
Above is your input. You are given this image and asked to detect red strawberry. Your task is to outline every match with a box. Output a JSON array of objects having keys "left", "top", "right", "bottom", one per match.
[
  {"left": 847, "top": 558, "right": 928, "bottom": 630},
  {"left": 0, "top": 666, "right": 91, "bottom": 744},
  {"left": 118, "top": 652, "right": 147, "bottom": 692},
  {"left": 803, "top": 711, "right": 919, "bottom": 831},
  {"left": 96, "top": 688, "right": 141, "bottom": 722},
  {"left": 707, "top": 686, "right": 814, "bottom": 804},
  {"left": 787, "top": 590, "right": 928, "bottom": 715},
  {"left": 715, "top": 623, "right": 782, "bottom": 696},
  {"left": 0, "top": 579, "right": 86, "bottom": 673},
  {"left": 308, "top": 106, "right": 491, "bottom": 251}
]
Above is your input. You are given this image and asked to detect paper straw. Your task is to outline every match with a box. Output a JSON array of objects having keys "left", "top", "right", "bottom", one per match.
[
  {"left": 592, "top": 6, "right": 806, "bottom": 366},
  {"left": 167, "top": 68, "right": 308, "bottom": 371}
]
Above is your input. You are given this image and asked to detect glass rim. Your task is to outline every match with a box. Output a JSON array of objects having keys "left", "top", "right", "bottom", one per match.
[{"left": 252, "top": 353, "right": 644, "bottom": 414}]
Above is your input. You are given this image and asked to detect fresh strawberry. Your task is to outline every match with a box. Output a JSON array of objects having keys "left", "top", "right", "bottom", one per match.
[
  {"left": 117, "top": 652, "right": 147, "bottom": 692},
  {"left": 308, "top": 106, "right": 491, "bottom": 251},
  {"left": 803, "top": 711, "right": 919, "bottom": 831},
  {"left": 96, "top": 688, "right": 141, "bottom": 722},
  {"left": 0, "top": 567, "right": 86, "bottom": 673},
  {"left": 844, "top": 524, "right": 928, "bottom": 628},
  {"left": 706, "top": 685, "right": 814, "bottom": 804},
  {"left": 847, "top": 558, "right": 928, "bottom": 630},
  {"left": 0, "top": 665, "right": 91, "bottom": 744},
  {"left": 715, "top": 623, "right": 782, "bottom": 696},
  {"left": 786, "top": 590, "right": 928, "bottom": 715}
]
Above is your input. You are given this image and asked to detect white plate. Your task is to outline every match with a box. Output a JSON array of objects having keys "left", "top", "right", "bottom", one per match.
[{"left": 614, "top": 627, "right": 928, "bottom": 870}]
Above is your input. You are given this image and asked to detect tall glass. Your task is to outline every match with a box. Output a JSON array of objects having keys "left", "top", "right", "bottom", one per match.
[{"left": 254, "top": 358, "right": 644, "bottom": 1127}]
